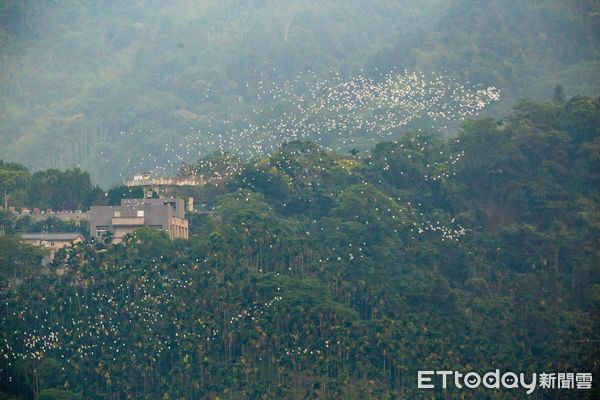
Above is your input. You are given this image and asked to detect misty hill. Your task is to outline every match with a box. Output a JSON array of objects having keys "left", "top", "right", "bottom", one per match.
[{"left": 0, "top": 0, "right": 598, "bottom": 187}]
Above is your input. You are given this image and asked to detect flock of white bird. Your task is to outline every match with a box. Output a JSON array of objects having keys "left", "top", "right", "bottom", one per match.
[
  {"left": 1, "top": 261, "right": 285, "bottom": 368},
  {"left": 114, "top": 70, "right": 499, "bottom": 179},
  {"left": 2, "top": 70, "right": 499, "bottom": 374}
]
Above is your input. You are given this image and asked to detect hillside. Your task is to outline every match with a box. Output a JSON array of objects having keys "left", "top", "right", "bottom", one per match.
[
  {"left": 0, "top": 1, "right": 598, "bottom": 186},
  {"left": 1, "top": 97, "right": 598, "bottom": 399}
]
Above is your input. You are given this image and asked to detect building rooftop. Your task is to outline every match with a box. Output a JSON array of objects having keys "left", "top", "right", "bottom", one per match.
[{"left": 20, "top": 232, "right": 84, "bottom": 241}]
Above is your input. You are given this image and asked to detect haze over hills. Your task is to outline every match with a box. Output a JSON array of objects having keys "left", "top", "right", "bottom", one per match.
[{"left": 0, "top": 0, "right": 598, "bottom": 187}]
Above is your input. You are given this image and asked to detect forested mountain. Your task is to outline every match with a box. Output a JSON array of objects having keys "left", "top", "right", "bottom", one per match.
[
  {"left": 0, "top": 0, "right": 598, "bottom": 186},
  {"left": 1, "top": 97, "right": 598, "bottom": 399},
  {"left": 371, "top": 0, "right": 599, "bottom": 97}
]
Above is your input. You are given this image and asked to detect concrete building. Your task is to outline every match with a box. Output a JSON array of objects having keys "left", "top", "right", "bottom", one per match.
[
  {"left": 90, "top": 198, "right": 189, "bottom": 243},
  {"left": 20, "top": 232, "right": 85, "bottom": 263}
]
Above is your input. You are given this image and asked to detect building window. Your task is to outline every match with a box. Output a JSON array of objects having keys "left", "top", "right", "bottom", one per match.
[
  {"left": 137, "top": 210, "right": 144, "bottom": 217},
  {"left": 96, "top": 225, "right": 110, "bottom": 237}
]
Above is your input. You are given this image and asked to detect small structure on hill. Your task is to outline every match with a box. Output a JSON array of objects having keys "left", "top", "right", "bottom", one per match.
[
  {"left": 90, "top": 198, "right": 189, "bottom": 243},
  {"left": 20, "top": 232, "right": 84, "bottom": 263},
  {"left": 125, "top": 175, "right": 204, "bottom": 198}
]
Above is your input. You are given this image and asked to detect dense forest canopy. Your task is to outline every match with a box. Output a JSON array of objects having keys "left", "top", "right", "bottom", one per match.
[
  {"left": 0, "top": 0, "right": 598, "bottom": 186},
  {"left": 1, "top": 97, "right": 599, "bottom": 399}
]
